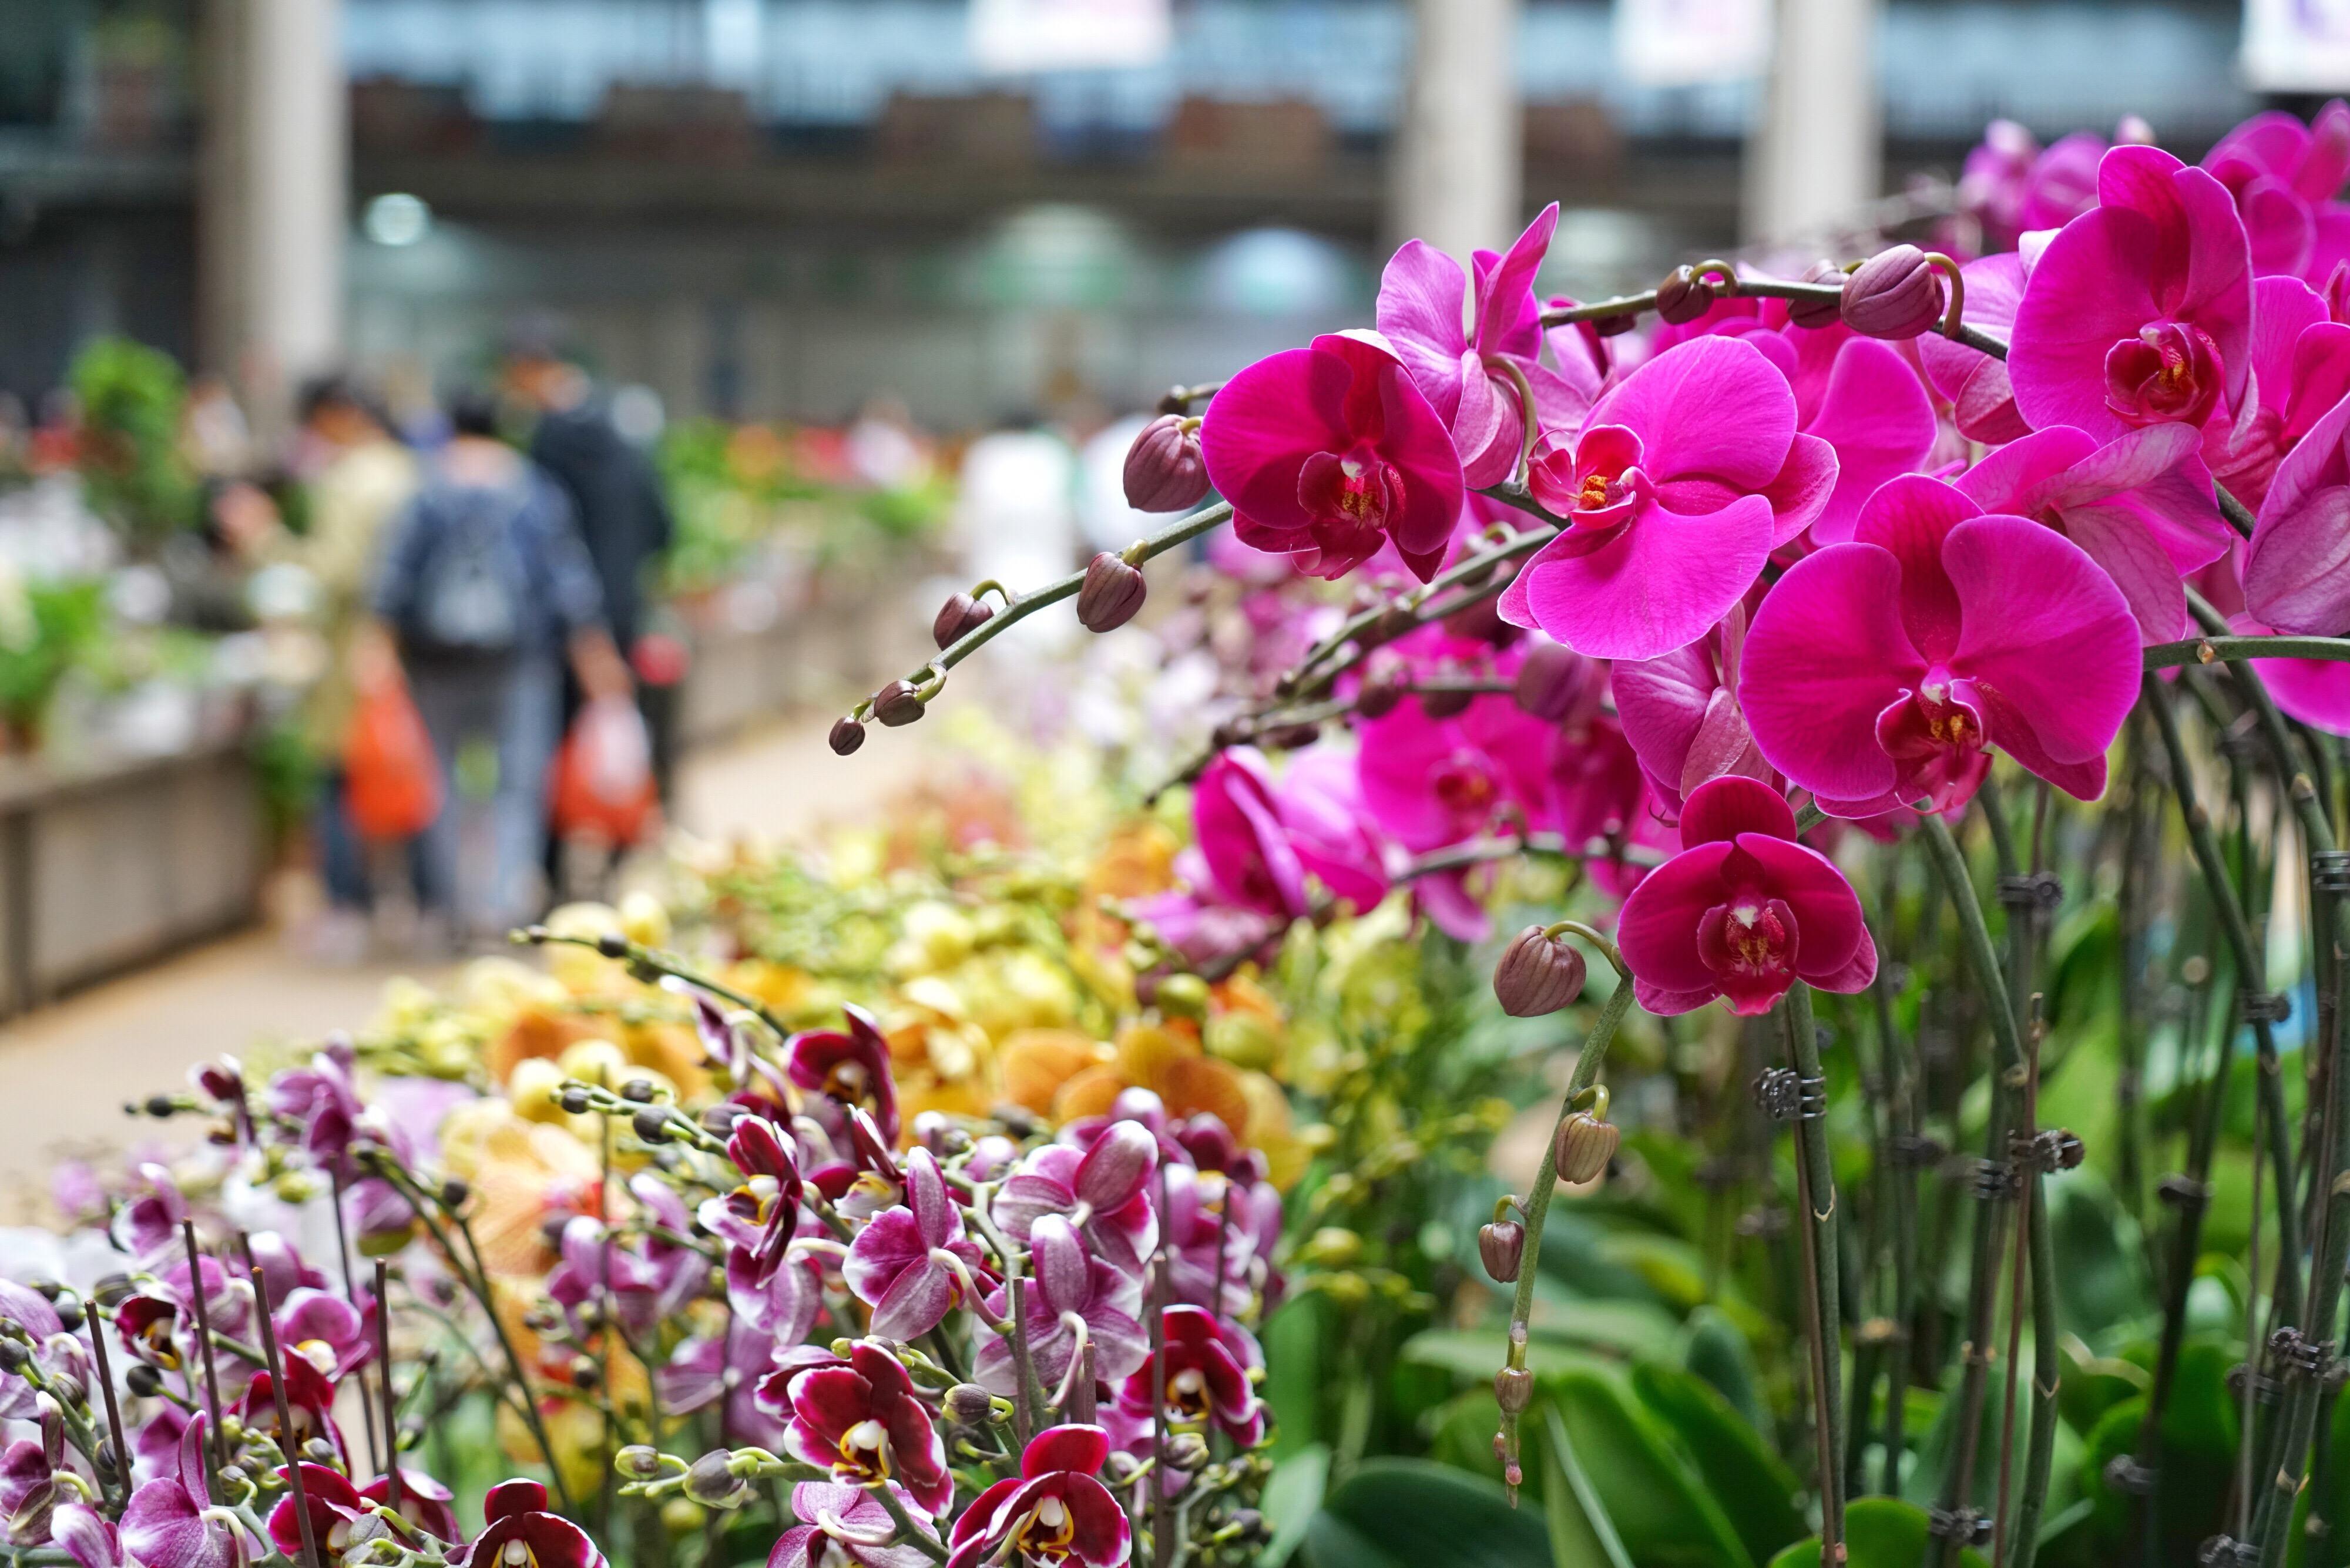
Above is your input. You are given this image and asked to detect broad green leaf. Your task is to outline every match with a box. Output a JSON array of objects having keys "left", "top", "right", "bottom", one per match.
[
  {"left": 1298, "top": 1458, "right": 1551, "bottom": 1568},
  {"left": 1262, "top": 1443, "right": 1330, "bottom": 1568},
  {"left": 1679, "top": 1306, "right": 1768, "bottom": 1433},
  {"left": 1545, "top": 1403, "right": 1636, "bottom": 1568},
  {"left": 1550, "top": 1366, "right": 1754, "bottom": 1568},
  {"left": 1632, "top": 1361, "right": 1807, "bottom": 1564},
  {"left": 1265, "top": 1293, "right": 1331, "bottom": 1460},
  {"left": 1764, "top": 1496, "right": 1989, "bottom": 1568}
]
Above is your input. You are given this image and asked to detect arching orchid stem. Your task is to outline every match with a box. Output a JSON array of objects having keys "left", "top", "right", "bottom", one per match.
[
  {"left": 2219, "top": 488, "right": 2258, "bottom": 540},
  {"left": 864, "top": 1483, "right": 949, "bottom": 1566},
  {"left": 1498, "top": 978, "right": 1639, "bottom": 1503},
  {"left": 1924, "top": 252, "right": 1967, "bottom": 338},
  {"left": 239, "top": 1242, "right": 324, "bottom": 1568},
  {"left": 2143, "top": 633, "right": 2350, "bottom": 670},
  {"left": 1778, "top": 984, "right": 1845, "bottom": 1563},
  {"left": 1539, "top": 919, "right": 1627, "bottom": 979},
  {"left": 182, "top": 1220, "right": 227, "bottom": 1492},
  {"left": 529, "top": 929, "right": 793, "bottom": 1053}
]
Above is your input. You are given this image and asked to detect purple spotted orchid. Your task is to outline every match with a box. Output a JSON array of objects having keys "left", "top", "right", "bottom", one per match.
[
  {"left": 778, "top": 1342, "right": 954, "bottom": 1518},
  {"left": 975, "top": 1216, "right": 1147, "bottom": 1399},
  {"left": 945, "top": 1425, "right": 1132, "bottom": 1568},
  {"left": 992, "top": 1120, "right": 1160, "bottom": 1278},
  {"left": 452, "top": 1480, "right": 605, "bottom": 1568},
  {"left": 842, "top": 1149, "right": 991, "bottom": 1342},
  {"left": 120, "top": 1415, "right": 247, "bottom": 1568}
]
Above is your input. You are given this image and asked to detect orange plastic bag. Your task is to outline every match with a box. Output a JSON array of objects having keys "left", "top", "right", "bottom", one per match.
[
  {"left": 549, "top": 696, "right": 658, "bottom": 845},
  {"left": 342, "top": 671, "right": 441, "bottom": 841}
]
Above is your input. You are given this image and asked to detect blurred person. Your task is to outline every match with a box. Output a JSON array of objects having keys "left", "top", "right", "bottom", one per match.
[
  {"left": 1077, "top": 408, "right": 1159, "bottom": 556},
  {"left": 846, "top": 394, "right": 928, "bottom": 489},
  {"left": 182, "top": 374, "right": 255, "bottom": 478},
  {"left": 955, "top": 411, "right": 1077, "bottom": 643},
  {"left": 499, "top": 322, "right": 679, "bottom": 798},
  {"left": 370, "top": 390, "right": 632, "bottom": 946}
]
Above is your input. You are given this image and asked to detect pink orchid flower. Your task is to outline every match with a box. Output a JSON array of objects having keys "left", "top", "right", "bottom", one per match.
[
  {"left": 773, "top": 1481, "right": 940, "bottom": 1568},
  {"left": 1613, "top": 601, "right": 1780, "bottom": 819},
  {"left": 976, "top": 1215, "right": 1147, "bottom": 1397},
  {"left": 1189, "top": 747, "right": 1388, "bottom": 924},
  {"left": 361, "top": 1472, "right": 459, "bottom": 1546},
  {"left": 1953, "top": 421, "right": 2230, "bottom": 642},
  {"left": 992, "top": 1120, "right": 1160, "bottom": 1278},
  {"left": 1617, "top": 775, "right": 1876, "bottom": 1016},
  {"left": 1114, "top": 1306, "right": 1267, "bottom": 1449},
  {"left": 785, "top": 1005, "right": 900, "bottom": 1144},
  {"left": 696, "top": 1113, "right": 804, "bottom": 1287},
  {"left": 2243, "top": 386, "right": 2350, "bottom": 634},
  {"left": 1156, "top": 1163, "right": 1256, "bottom": 1317},
  {"left": 2202, "top": 103, "right": 2350, "bottom": 281},
  {"left": 781, "top": 1343, "right": 955, "bottom": 1518},
  {"left": 50, "top": 1502, "right": 117, "bottom": 1568},
  {"left": 945, "top": 1425, "right": 1132, "bottom": 1568},
  {"left": 1916, "top": 253, "right": 2029, "bottom": 444},
  {"left": 1740, "top": 474, "right": 2141, "bottom": 815},
  {"left": 452, "top": 1482, "right": 605, "bottom": 1568},
  {"left": 272, "top": 1288, "right": 374, "bottom": 1382},
  {"left": 1354, "top": 687, "right": 1552, "bottom": 939},
  {"left": 2009, "top": 145, "right": 2255, "bottom": 442},
  {"left": 1201, "top": 331, "right": 1465, "bottom": 582},
  {"left": 121, "top": 1416, "right": 244, "bottom": 1568},
  {"left": 1960, "top": 122, "right": 2112, "bottom": 250},
  {"left": 2208, "top": 275, "right": 2350, "bottom": 508},
  {"left": 234, "top": 1364, "right": 346, "bottom": 1466},
  {"left": 1375, "top": 203, "right": 1597, "bottom": 485},
  {"left": 1499, "top": 334, "right": 1835, "bottom": 659},
  {"left": 266, "top": 1464, "right": 370, "bottom": 1568},
  {"left": 842, "top": 1149, "right": 989, "bottom": 1342}
]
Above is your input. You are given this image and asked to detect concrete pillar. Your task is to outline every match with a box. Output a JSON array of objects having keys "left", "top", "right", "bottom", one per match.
[
  {"left": 199, "top": 0, "right": 347, "bottom": 439},
  {"left": 1742, "top": 0, "right": 1882, "bottom": 246},
  {"left": 1387, "top": 0, "right": 1522, "bottom": 261}
]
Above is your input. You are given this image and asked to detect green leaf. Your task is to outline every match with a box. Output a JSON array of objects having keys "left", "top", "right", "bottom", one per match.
[
  {"left": 1262, "top": 1443, "right": 1330, "bottom": 1568},
  {"left": 1298, "top": 1459, "right": 1551, "bottom": 1568},
  {"left": 1545, "top": 1403, "right": 1637, "bottom": 1568},
  {"left": 1265, "top": 1292, "right": 1331, "bottom": 1460},
  {"left": 1764, "top": 1496, "right": 1989, "bottom": 1568},
  {"left": 1631, "top": 1361, "right": 1807, "bottom": 1564},
  {"left": 1549, "top": 1366, "right": 1755, "bottom": 1568},
  {"left": 1678, "top": 1306, "right": 1768, "bottom": 1435}
]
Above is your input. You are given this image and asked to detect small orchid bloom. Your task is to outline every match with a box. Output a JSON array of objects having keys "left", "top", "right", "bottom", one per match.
[
  {"left": 1740, "top": 475, "right": 2141, "bottom": 815},
  {"left": 843, "top": 1149, "right": 989, "bottom": 1342},
  {"left": 1953, "top": 422, "right": 2230, "bottom": 642},
  {"left": 785, "top": 1006, "right": 900, "bottom": 1145},
  {"left": 662, "top": 1323, "right": 791, "bottom": 1451},
  {"left": 2242, "top": 383, "right": 2350, "bottom": 634},
  {"left": 1354, "top": 691, "right": 1551, "bottom": 940},
  {"left": 546, "top": 1217, "right": 679, "bottom": 1341},
  {"left": 452, "top": 1480, "right": 606, "bottom": 1568},
  {"left": 361, "top": 1472, "right": 459, "bottom": 1545},
  {"left": 1188, "top": 748, "right": 1389, "bottom": 925},
  {"left": 50, "top": 1502, "right": 119, "bottom": 1568},
  {"left": 157, "top": 1257, "right": 249, "bottom": 1345},
  {"left": 1617, "top": 776, "right": 1876, "bottom": 1015},
  {"left": 1157, "top": 1166, "right": 1254, "bottom": 1317},
  {"left": 1959, "top": 120, "right": 2113, "bottom": 249},
  {"left": 697, "top": 1114, "right": 804, "bottom": 1287},
  {"left": 266, "top": 1042, "right": 365, "bottom": 1167},
  {"left": 1, "top": 1396, "right": 65, "bottom": 1545},
  {"left": 273, "top": 1288, "right": 373, "bottom": 1382},
  {"left": 115, "top": 1294, "right": 183, "bottom": 1372},
  {"left": 944, "top": 1425, "right": 1132, "bottom": 1568},
  {"left": 110, "top": 1164, "right": 188, "bottom": 1268},
  {"left": 2009, "top": 145, "right": 2255, "bottom": 441},
  {"left": 976, "top": 1216, "right": 1147, "bottom": 1398},
  {"left": 234, "top": 1363, "right": 346, "bottom": 1464},
  {"left": 772, "top": 1481, "right": 941, "bottom": 1568},
  {"left": 1917, "top": 254, "right": 2030, "bottom": 445},
  {"left": 1613, "top": 602, "right": 1780, "bottom": 819},
  {"left": 680, "top": 983, "right": 791, "bottom": 1105},
  {"left": 1115, "top": 1307, "right": 1267, "bottom": 1449},
  {"left": 1500, "top": 335, "right": 1836, "bottom": 659},
  {"left": 781, "top": 1342, "right": 954, "bottom": 1518},
  {"left": 266, "top": 1464, "right": 370, "bottom": 1567},
  {"left": 1375, "top": 203, "right": 1596, "bottom": 485},
  {"left": 121, "top": 1415, "right": 244, "bottom": 1568},
  {"left": 1201, "top": 331, "right": 1466, "bottom": 582},
  {"left": 993, "top": 1120, "right": 1160, "bottom": 1278},
  {"left": 2210, "top": 275, "right": 2350, "bottom": 508},
  {"left": 2202, "top": 102, "right": 2350, "bottom": 281}
]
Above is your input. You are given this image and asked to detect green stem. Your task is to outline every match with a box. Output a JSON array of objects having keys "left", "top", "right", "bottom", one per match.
[{"left": 1781, "top": 985, "right": 1845, "bottom": 1555}]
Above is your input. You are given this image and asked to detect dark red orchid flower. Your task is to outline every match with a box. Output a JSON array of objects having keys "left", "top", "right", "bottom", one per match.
[
  {"left": 696, "top": 1114, "right": 804, "bottom": 1287},
  {"left": 945, "top": 1425, "right": 1131, "bottom": 1568},
  {"left": 452, "top": 1480, "right": 605, "bottom": 1568},
  {"left": 780, "top": 1342, "right": 954, "bottom": 1518},
  {"left": 785, "top": 1005, "right": 900, "bottom": 1144},
  {"left": 234, "top": 1362, "right": 345, "bottom": 1465},
  {"left": 1114, "top": 1307, "right": 1266, "bottom": 1449},
  {"left": 362, "top": 1472, "right": 460, "bottom": 1545}
]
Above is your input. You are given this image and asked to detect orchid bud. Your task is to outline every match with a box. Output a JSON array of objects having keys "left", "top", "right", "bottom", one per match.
[
  {"left": 1512, "top": 640, "right": 1582, "bottom": 721},
  {"left": 1553, "top": 1110, "right": 1621, "bottom": 1184},
  {"left": 1123, "top": 415, "right": 1211, "bottom": 512},
  {"left": 616, "top": 1445, "right": 662, "bottom": 1478},
  {"left": 1842, "top": 246, "right": 1945, "bottom": 340},
  {"left": 125, "top": 1363, "right": 163, "bottom": 1398},
  {"left": 872, "top": 679, "right": 926, "bottom": 727},
  {"left": 1654, "top": 266, "right": 1713, "bottom": 325},
  {"left": 684, "top": 1450, "right": 750, "bottom": 1509},
  {"left": 933, "top": 592, "right": 995, "bottom": 649},
  {"left": 1164, "top": 1432, "right": 1211, "bottom": 1472},
  {"left": 633, "top": 1107, "right": 672, "bottom": 1144},
  {"left": 1262, "top": 721, "right": 1321, "bottom": 750},
  {"left": 1419, "top": 680, "right": 1473, "bottom": 720},
  {"left": 1355, "top": 671, "right": 1404, "bottom": 720},
  {"left": 1478, "top": 1220, "right": 1525, "bottom": 1283},
  {"left": 1078, "top": 552, "right": 1148, "bottom": 632},
  {"left": 1493, "top": 927, "right": 1587, "bottom": 1017},
  {"left": 828, "top": 716, "right": 867, "bottom": 756},
  {"left": 1495, "top": 1366, "right": 1535, "bottom": 1415},
  {"left": 1788, "top": 261, "right": 1847, "bottom": 330},
  {"left": 1443, "top": 593, "right": 1513, "bottom": 647},
  {"left": 945, "top": 1384, "right": 998, "bottom": 1426},
  {"left": 1156, "top": 972, "right": 1211, "bottom": 1022}
]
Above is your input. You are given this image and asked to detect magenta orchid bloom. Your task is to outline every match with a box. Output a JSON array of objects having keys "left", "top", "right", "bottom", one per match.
[
  {"left": 361, "top": 1472, "right": 459, "bottom": 1545},
  {"left": 266, "top": 1465, "right": 370, "bottom": 1567},
  {"left": 992, "top": 1120, "right": 1160, "bottom": 1278},
  {"left": 115, "top": 1294, "right": 183, "bottom": 1371},
  {"left": 843, "top": 1149, "right": 989, "bottom": 1342},
  {"left": 1916, "top": 254, "right": 2029, "bottom": 445},
  {"left": 453, "top": 1481, "right": 605, "bottom": 1568},
  {"left": 266, "top": 1043, "right": 365, "bottom": 1167},
  {"left": 663, "top": 1322, "right": 791, "bottom": 1450},
  {"left": 234, "top": 1364, "right": 345, "bottom": 1465},
  {"left": 1617, "top": 776, "right": 1876, "bottom": 1015},
  {"left": 50, "top": 1502, "right": 118, "bottom": 1568},
  {"left": 1157, "top": 1164, "right": 1253, "bottom": 1316},
  {"left": 975, "top": 1215, "right": 1147, "bottom": 1397},
  {"left": 781, "top": 1342, "right": 955, "bottom": 1517},
  {"left": 1189, "top": 748, "right": 1388, "bottom": 924},
  {"left": 1740, "top": 475, "right": 2141, "bottom": 815},
  {"left": 1375, "top": 203, "right": 1595, "bottom": 486},
  {"left": 2009, "top": 145, "right": 2254, "bottom": 441},
  {"left": 1961, "top": 123, "right": 2102, "bottom": 249},
  {"left": 1354, "top": 690, "right": 1550, "bottom": 939},
  {"left": 2210, "top": 275, "right": 2350, "bottom": 508},
  {"left": 785, "top": 1005, "right": 900, "bottom": 1145},
  {"left": 121, "top": 1416, "right": 244, "bottom": 1568},
  {"left": 945, "top": 1425, "right": 1132, "bottom": 1568},
  {"left": 1, "top": 1397, "right": 64, "bottom": 1545},
  {"left": 1201, "top": 331, "right": 1465, "bottom": 582},
  {"left": 1613, "top": 600, "right": 1779, "bottom": 819},
  {"left": 697, "top": 1113, "right": 804, "bottom": 1287},
  {"left": 1952, "top": 422, "right": 2230, "bottom": 642},
  {"left": 1114, "top": 1307, "right": 1266, "bottom": 1448},
  {"left": 273, "top": 1288, "right": 373, "bottom": 1381},
  {"left": 2243, "top": 388, "right": 2350, "bottom": 634},
  {"left": 1500, "top": 334, "right": 1835, "bottom": 659},
  {"left": 772, "top": 1482, "right": 940, "bottom": 1568},
  {"left": 2202, "top": 102, "right": 2350, "bottom": 281}
]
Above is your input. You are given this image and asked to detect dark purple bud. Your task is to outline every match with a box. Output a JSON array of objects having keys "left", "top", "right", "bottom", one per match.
[
  {"left": 828, "top": 716, "right": 867, "bottom": 755},
  {"left": 1419, "top": 685, "right": 1472, "bottom": 720},
  {"left": 872, "top": 680, "right": 926, "bottom": 727},
  {"left": 1654, "top": 266, "right": 1714, "bottom": 325},
  {"left": 1495, "top": 1366, "right": 1535, "bottom": 1415},
  {"left": 1788, "top": 261, "right": 1848, "bottom": 330},
  {"left": 1078, "top": 552, "right": 1148, "bottom": 632},
  {"left": 684, "top": 1449, "right": 749, "bottom": 1509},
  {"left": 1553, "top": 1112, "right": 1621, "bottom": 1184},
  {"left": 945, "top": 1384, "right": 997, "bottom": 1426},
  {"left": 1842, "top": 245, "right": 1945, "bottom": 340},
  {"left": 1164, "top": 1432, "right": 1211, "bottom": 1471},
  {"left": 1594, "top": 313, "right": 1639, "bottom": 338},
  {"left": 1261, "top": 721, "right": 1321, "bottom": 750},
  {"left": 1355, "top": 671, "right": 1404, "bottom": 720},
  {"left": 932, "top": 592, "right": 994, "bottom": 649},
  {"left": 1512, "top": 639, "right": 1584, "bottom": 721},
  {"left": 1123, "top": 415, "right": 1211, "bottom": 512},
  {"left": 1493, "top": 925, "right": 1587, "bottom": 1017},
  {"left": 1443, "top": 593, "right": 1514, "bottom": 647},
  {"left": 1478, "top": 1220, "right": 1525, "bottom": 1283}
]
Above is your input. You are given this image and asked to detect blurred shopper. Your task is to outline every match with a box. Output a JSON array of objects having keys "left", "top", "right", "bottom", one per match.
[
  {"left": 371, "top": 391, "right": 631, "bottom": 946},
  {"left": 956, "top": 412, "right": 1077, "bottom": 649},
  {"left": 500, "top": 324, "right": 679, "bottom": 798},
  {"left": 1078, "top": 409, "right": 1158, "bottom": 556}
]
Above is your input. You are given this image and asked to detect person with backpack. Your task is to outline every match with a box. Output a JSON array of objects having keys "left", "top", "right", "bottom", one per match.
[{"left": 368, "top": 390, "right": 632, "bottom": 946}]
